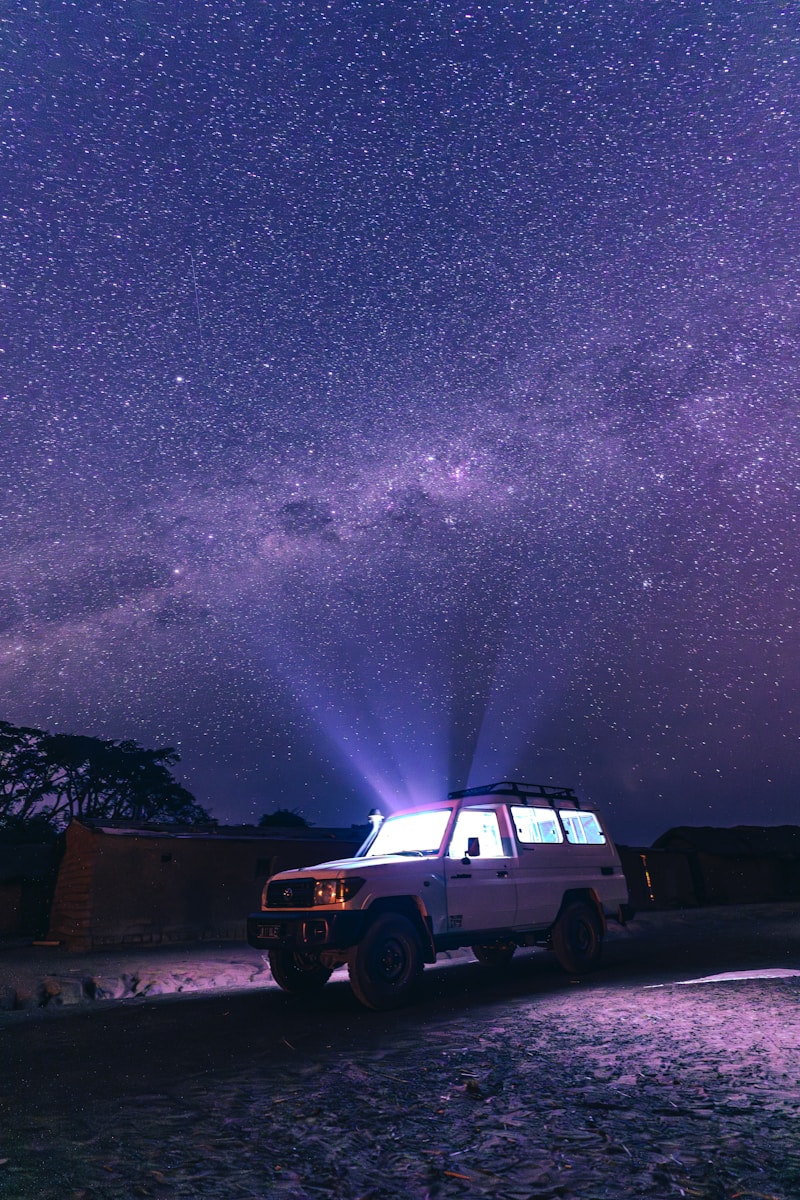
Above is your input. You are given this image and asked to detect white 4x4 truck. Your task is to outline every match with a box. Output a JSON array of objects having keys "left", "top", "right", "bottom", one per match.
[{"left": 247, "top": 780, "right": 631, "bottom": 1010}]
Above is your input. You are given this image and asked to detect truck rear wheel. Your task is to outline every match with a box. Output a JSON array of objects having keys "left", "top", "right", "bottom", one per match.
[
  {"left": 471, "top": 942, "right": 516, "bottom": 967},
  {"left": 268, "top": 949, "right": 332, "bottom": 995},
  {"left": 551, "top": 901, "right": 603, "bottom": 974},
  {"left": 348, "top": 913, "right": 422, "bottom": 1010}
]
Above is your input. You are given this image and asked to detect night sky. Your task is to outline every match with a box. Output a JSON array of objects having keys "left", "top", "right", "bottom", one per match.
[{"left": 2, "top": 1, "right": 798, "bottom": 843}]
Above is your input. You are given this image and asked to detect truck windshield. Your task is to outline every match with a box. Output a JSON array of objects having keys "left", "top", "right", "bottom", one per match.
[{"left": 363, "top": 808, "right": 452, "bottom": 858}]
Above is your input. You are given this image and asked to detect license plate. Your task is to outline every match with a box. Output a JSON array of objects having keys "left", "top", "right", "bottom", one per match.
[{"left": 258, "top": 924, "right": 283, "bottom": 940}]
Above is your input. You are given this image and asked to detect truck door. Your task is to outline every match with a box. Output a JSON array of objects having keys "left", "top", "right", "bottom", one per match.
[
  {"left": 444, "top": 806, "right": 517, "bottom": 935},
  {"left": 509, "top": 804, "right": 570, "bottom": 927}
]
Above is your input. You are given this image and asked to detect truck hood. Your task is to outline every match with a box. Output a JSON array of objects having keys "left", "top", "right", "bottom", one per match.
[{"left": 272, "top": 854, "right": 437, "bottom": 880}]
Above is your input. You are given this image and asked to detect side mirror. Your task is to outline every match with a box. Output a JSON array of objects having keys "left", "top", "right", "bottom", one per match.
[{"left": 467, "top": 837, "right": 480, "bottom": 858}]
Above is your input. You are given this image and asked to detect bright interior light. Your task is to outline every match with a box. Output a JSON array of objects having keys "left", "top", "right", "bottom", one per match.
[{"left": 364, "top": 808, "right": 451, "bottom": 857}]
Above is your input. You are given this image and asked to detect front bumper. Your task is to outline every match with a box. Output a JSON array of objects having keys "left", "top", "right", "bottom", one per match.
[{"left": 247, "top": 909, "right": 366, "bottom": 951}]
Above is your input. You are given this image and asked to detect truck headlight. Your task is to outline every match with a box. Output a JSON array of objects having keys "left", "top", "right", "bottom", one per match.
[{"left": 313, "top": 878, "right": 365, "bottom": 905}]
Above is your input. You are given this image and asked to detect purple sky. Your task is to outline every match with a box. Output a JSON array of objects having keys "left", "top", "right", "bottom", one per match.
[{"left": 1, "top": 1, "right": 798, "bottom": 843}]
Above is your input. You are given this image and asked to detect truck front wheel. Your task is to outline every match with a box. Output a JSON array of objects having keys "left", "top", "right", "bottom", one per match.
[
  {"left": 551, "top": 901, "right": 603, "bottom": 974},
  {"left": 268, "top": 949, "right": 332, "bottom": 995},
  {"left": 348, "top": 914, "right": 422, "bottom": 1010}
]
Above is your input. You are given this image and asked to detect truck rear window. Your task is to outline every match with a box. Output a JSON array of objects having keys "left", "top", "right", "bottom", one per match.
[
  {"left": 558, "top": 810, "right": 607, "bottom": 845},
  {"left": 511, "top": 805, "right": 563, "bottom": 844}
]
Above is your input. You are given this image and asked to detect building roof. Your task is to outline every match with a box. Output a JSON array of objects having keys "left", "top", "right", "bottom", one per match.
[
  {"left": 74, "top": 818, "right": 369, "bottom": 843},
  {"left": 652, "top": 825, "right": 800, "bottom": 859}
]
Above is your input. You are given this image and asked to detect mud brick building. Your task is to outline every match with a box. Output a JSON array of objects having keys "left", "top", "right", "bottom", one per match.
[
  {"left": 47, "top": 818, "right": 368, "bottom": 950},
  {"left": 620, "top": 825, "right": 800, "bottom": 910},
  {"left": 650, "top": 825, "right": 800, "bottom": 906}
]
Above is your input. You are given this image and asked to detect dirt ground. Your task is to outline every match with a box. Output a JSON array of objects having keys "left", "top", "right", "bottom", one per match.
[{"left": 3, "top": 976, "right": 799, "bottom": 1198}]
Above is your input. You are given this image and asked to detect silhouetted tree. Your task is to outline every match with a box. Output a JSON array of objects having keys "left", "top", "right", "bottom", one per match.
[
  {"left": 0, "top": 814, "right": 59, "bottom": 845},
  {"left": 0, "top": 720, "right": 50, "bottom": 824},
  {"left": 257, "top": 808, "right": 311, "bottom": 828},
  {"left": 0, "top": 720, "right": 209, "bottom": 831}
]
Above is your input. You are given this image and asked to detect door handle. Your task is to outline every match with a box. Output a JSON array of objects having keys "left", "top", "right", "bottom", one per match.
[
  {"left": 452, "top": 872, "right": 472, "bottom": 879},
  {"left": 496, "top": 869, "right": 508, "bottom": 878}
]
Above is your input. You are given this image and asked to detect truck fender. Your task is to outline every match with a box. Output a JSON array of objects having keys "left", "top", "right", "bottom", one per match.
[
  {"left": 365, "top": 896, "right": 437, "bottom": 963},
  {"left": 557, "top": 888, "right": 607, "bottom": 934}
]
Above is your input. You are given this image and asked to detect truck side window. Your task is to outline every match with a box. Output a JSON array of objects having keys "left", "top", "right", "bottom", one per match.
[
  {"left": 448, "top": 809, "right": 505, "bottom": 859},
  {"left": 511, "top": 805, "right": 563, "bottom": 844},
  {"left": 558, "top": 810, "right": 607, "bottom": 845}
]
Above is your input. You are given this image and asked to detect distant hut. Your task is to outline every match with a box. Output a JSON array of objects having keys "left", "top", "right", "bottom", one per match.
[{"left": 651, "top": 826, "right": 800, "bottom": 906}]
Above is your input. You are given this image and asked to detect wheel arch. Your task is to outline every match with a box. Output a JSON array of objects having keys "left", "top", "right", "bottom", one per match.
[
  {"left": 365, "top": 896, "right": 436, "bottom": 961},
  {"left": 555, "top": 888, "right": 606, "bottom": 933}
]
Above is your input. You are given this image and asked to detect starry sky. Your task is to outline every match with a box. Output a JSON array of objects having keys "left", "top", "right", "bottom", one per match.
[{"left": 1, "top": 1, "right": 798, "bottom": 844}]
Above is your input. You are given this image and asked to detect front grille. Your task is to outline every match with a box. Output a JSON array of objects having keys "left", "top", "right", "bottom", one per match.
[{"left": 266, "top": 878, "right": 315, "bottom": 908}]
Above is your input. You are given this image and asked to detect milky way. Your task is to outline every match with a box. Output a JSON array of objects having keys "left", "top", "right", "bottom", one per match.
[{"left": 1, "top": 2, "right": 798, "bottom": 841}]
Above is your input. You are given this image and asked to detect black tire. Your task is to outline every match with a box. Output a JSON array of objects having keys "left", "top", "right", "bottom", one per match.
[
  {"left": 268, "top": 949, "right": 332, "bottom": 995},
  {"left": 471, "top": 942, "right": 516, "bottom": 967},
  {"left": 551, "top": 901, "right": 603, "bottom": 974},
  {"left": 348, "top": 914, "right": 423, "bottom": 1010}
]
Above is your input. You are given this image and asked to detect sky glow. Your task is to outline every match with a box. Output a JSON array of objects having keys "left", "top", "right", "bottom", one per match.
[{"left": 1, "top": 2, "right": 798, "bottom": 841}]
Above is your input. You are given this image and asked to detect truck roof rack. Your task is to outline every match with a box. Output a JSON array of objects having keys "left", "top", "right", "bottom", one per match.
[{"left": 447, "top": 780, "right": 581, "bottom": 808}]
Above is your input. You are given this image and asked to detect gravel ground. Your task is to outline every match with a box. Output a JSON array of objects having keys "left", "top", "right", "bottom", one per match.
[
  {"left": 3, "top": 976, "right": 800, "bottom": 1197},
  {"left": 3, "top": 906, "right": 800, "bottom": 1199}
]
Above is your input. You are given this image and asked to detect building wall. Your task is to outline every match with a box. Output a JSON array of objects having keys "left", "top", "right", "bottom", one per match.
[
  {"left": 46, "top": 822, "right": 96, "bottom": 949},
  {"left": 618, "top": 844, "right": 800, "bottom": 910},
  {"left": 618, "top": 847, "right": 699, "bottom": 910},
  {"left": 48, "top": 824, "right": 363, "bottom": 950},
  {"left": 696, "top": 853, "right": 786, "bottom": 906}
]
